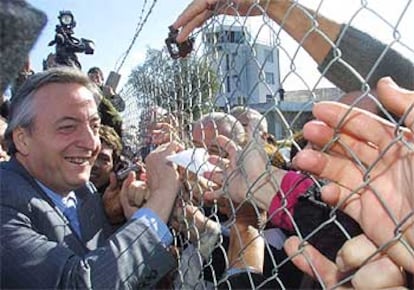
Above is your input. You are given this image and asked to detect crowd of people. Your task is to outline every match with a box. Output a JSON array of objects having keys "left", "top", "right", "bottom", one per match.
[{"left": 1, "top": 0, "right": 413, "bottom": 289}]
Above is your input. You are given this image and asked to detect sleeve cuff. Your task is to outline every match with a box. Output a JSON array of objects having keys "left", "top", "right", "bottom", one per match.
[{"left": 132, "top": 208, "right": 173, "bottom": 246}]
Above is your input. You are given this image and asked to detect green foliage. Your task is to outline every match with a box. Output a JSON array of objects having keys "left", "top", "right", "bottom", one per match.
[{"left": 128, "top": 48, "right": 219, "bottom": 125}]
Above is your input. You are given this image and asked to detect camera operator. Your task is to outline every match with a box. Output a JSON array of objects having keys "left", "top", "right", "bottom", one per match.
[
  {"left": 88, "top": 67, "right": 125, "bottom": 112},
  {"left": 48, "top": 10, "right": 94, "bottom": 70},
  {"left": 87, "top": 67, "right": 123, "bottom": 136}
]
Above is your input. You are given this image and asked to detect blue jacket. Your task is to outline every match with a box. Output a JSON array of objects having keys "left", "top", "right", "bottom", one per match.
[{"left": 0, "top": 157, "right": 176, "bottom": 289}]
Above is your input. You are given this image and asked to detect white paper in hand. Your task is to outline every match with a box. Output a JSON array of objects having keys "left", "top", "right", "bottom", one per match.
[{"left": 166, "top": 148, "right": 216, "bottom": 175}]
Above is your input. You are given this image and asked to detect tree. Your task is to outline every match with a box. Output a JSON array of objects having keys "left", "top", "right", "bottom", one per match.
[{"left": 128, "top": 48, "right": 219, "bottom": 129}]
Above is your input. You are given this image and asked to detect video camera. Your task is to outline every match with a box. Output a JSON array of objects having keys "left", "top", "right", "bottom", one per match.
[
  {"left": 165, "top": 26, "right": 194, "bottom": 59},
  {"left": 115, "top": 158, "right": 144, "bottom": 182},
  {"left": 48, "top": 10, "right": 95, "bottom": 69}
]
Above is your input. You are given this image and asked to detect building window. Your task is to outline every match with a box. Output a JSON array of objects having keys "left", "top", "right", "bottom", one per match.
[
  {"left": 278, "top": 88, "right": 285, "bottom": 101},
  {"left": 204, "top": 32, "right": 215, "bottom": 44},
  {"left": 204, "top": 29, "right": 248, "bottom": 44},
  {"left": 266, "top": 94, "right": 273, "bottom": 103},
  {"left": 232, "top": 31, "right": 246, "bottom": 43},
  {"left": 216, "top": 31, "right": 225, "bottom": 43},
  {"left": 265, "top": 49, "right": 274, "bottom": 63},
  {"left": 226, "top": 76, "right": 231, "bottom": 93},
  {"left": 225, "top": 54, "right": 230, "bottom": 70},
  {"left": 265, "top": 72, "right": 275, "bottom": 84}
]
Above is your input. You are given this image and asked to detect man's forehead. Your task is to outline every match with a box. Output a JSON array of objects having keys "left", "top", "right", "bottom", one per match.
[
  {"left": 32, "top": 83, "right": 98, "bottom": 121},
  {"left": 34, "top": 82, "right": 96, "bottom": 104}
]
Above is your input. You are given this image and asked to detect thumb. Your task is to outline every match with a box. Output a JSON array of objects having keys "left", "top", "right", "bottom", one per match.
[
  {"left": 107, "top": 172, "right": 119, "bottom": 191},
  {"left": 284, "top": 236, "right": 339, "bottom": 288},
  {"left": 120, "top": 171, "right": 137, "bottom": 192},
  {"left": 203, "top": 188, "right": 225, "bottom": 203},
  {"left": 377, "top": 77, "right": 414, "bottom": 128}
]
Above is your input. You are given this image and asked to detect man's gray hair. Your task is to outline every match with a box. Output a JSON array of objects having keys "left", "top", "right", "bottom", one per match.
[
  {"left": 5, "top": 66, "right": 102, "bottom": 155},
  {"left": 230, "top": 106, "right": 268, "bottom": 133},
  {"left": 193, "top": 112, "right": 245, "bottom": 146}
]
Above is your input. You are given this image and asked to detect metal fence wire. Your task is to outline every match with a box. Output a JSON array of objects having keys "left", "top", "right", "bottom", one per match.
[{"left": 119, "top": 1, "right": 414, "bottom": 289}]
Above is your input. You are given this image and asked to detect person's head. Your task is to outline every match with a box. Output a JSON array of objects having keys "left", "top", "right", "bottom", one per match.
[
  {"left": 5, "top": 67, "right": 102, "bottom": 195},
  {"left": 43, "top": 53, "right": 57, "bottom": 71},
  {"left": 192, "top": 112, "right": 245, "bottom": 156},
  {"left": 87, "top": 67, "right": 104, "bottom": 86},
  {"left": 230, "top": 106, "right": 268, "bottom": 138},
  {"left": 90, "top": 125, "right": 122, "bottom": 189}
]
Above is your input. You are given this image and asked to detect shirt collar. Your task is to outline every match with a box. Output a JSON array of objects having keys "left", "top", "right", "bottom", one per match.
[{"left": 35, "top": 180, "right": 78, "bottom": 212}]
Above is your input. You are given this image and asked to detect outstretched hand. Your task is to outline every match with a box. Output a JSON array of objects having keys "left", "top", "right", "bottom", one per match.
[
  {"left": 144, "top": 141, "right": 184, "bottom": 222},
  {"left": 284, "top": 234, "right": 406, "bottom": 289},
  {"left": 203, "top": 135, "right": 285, "bottom": 211},
  {"left": 172, "top": 0, "right": 267, "bottom": 43},
  {"left": 292, "top": 77, "right": 414, "bottom": 273}
]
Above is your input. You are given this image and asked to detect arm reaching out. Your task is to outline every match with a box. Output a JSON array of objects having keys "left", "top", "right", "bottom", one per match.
[{"left": 292, "top": 77, "right": 414, "bottom": 273}]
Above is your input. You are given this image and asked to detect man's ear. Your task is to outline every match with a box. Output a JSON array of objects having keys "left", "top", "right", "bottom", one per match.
[{"left": 13, "top": 127, "right": 31, "bottom": 155}]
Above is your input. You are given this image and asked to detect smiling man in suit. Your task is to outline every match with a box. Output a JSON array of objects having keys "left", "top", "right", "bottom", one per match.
[{"left": 0, "top": 67, "right": 181, "bottom": 289}]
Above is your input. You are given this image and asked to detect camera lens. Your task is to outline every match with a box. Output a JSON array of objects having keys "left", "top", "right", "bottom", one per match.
[{"left": 60, "top": 14, "right": 73, "bottom": 26}]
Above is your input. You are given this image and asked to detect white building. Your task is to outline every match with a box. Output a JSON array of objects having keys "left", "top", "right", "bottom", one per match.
[
  {"left": 203, "top": 25, "right": 282, "bottom": 107},
  {"left": 202, "top": 24, "right": 342, "bottom": 139}
]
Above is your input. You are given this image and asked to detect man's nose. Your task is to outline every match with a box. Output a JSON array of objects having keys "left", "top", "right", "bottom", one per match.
[{"left": 78, "top": 125, "right": 99, "bottom": 150}]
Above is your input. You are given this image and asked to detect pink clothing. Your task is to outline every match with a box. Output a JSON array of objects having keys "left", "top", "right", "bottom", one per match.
[{"left": 268, "top": 171, "right": 314, "bottom": 231}]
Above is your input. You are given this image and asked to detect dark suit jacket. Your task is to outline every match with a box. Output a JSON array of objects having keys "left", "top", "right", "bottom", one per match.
[{"left": 0, "top": 158, "right": 176, "bottom": 289}]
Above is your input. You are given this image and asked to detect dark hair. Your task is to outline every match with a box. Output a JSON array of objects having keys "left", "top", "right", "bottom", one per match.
[
  {"left": 87, "top": 67, "right": 103, "bottom": 78},
  {"left": 99, "top": 125, "right": 122, "bottom": 164}
]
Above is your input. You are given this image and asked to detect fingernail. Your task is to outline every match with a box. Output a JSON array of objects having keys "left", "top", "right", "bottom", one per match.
[
  {"left": 381, "top": 76, "right": 407, "bottom": 92},
  {"left": 382, "top": 76, "right": 396, "bottom": 86},
  {"left": 336, "top": 252, "right": 348, "bottom": 272},
  {"left": 291, "top": 156, "right": 298, "bottom": 168}
]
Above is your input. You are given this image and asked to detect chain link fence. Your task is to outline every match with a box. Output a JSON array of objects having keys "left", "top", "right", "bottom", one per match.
[{"left": 119, "top": 1, "right": 413, "bottom": 289}]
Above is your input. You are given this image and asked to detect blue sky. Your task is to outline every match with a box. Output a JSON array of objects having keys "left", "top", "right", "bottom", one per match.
[
  {"left": 26, "top": 1, "right": 413, "bottom": 91},
  {"left": 27, "top": 0, "right": 189, "bottom": 87}
]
